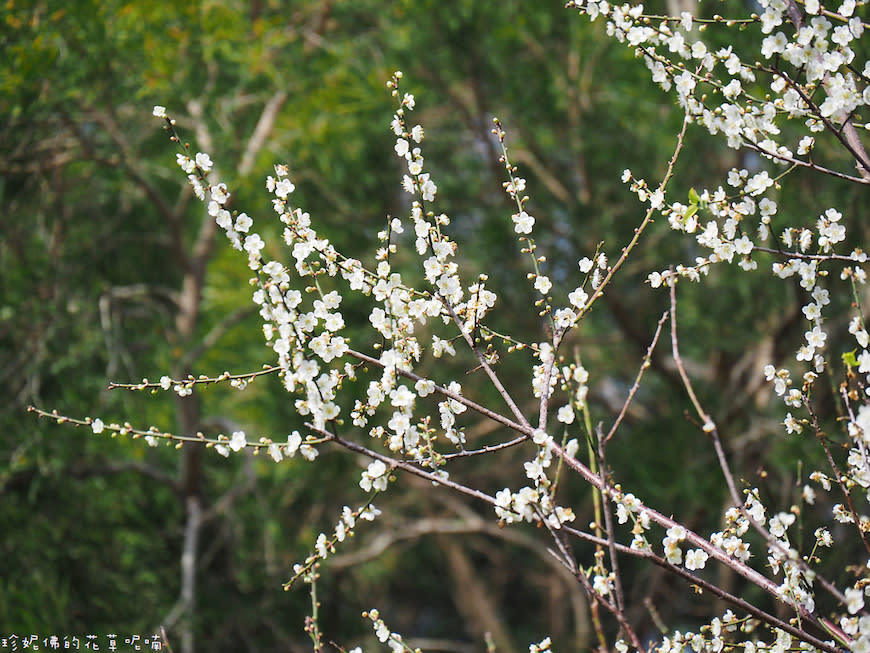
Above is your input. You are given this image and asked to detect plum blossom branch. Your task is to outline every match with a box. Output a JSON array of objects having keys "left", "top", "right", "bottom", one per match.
[
  {"left": 345, "top": 348, "right": 532, "bottom": 436},
  {"left": 559, "top": 524, "right": 843, "bottom": 653},
  {"left": 35, "top": 25, "right": 870, "bottom": 650},
  {"left": 306, "top": 424, "right": 499, "bottom": 507},
  {"left": 577, "top": 113, "right": 690, "bottom": 320}
]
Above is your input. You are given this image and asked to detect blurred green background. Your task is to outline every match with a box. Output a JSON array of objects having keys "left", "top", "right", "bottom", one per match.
[{"left": 3, "top": 1, "right": 867, "bottom": 651}]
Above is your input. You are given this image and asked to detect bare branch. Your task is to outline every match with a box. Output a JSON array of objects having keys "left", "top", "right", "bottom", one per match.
[
  {"left": 669, "top": 281, "right": 741, "bottom": 508},
  {"left": 596, "top": 425, "right": 627, "bottom": 616},
  {"left": 238, "top": 91, "right": 288, "bottom": 177},
  {"left": 161, "top": 495, "right": 202, "bottom": 653},
  {"left": 180, "top": 305, "right": 258, "bottom": 370},
  {"left": 604, "top": 310, "right": 669, "bottom": 444}
]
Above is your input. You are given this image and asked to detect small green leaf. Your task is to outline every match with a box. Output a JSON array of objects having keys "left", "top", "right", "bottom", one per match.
[
  {"left": 688, "top": 187, "right": 700, "bottom": 204},
  {"left": 843, "top": 349, "right": 859, "bottom": 367}
]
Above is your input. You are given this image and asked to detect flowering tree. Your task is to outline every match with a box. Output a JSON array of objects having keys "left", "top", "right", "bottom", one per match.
[{"left": 30, "top": 1, "right": 870, "bottom": 652}]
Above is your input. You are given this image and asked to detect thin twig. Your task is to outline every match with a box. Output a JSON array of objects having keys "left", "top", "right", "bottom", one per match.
[
  {"left": 604, "top": 310, "right": 669, "bottom": 444},
  {"left": 346, "top": 348, "right": 533, "bottom": 437},
  {"left": 560, "top": 525, "right": 844, "bottom": 653},
  {"left": 441, "top": 299, "right": 532, "bottom": 430},
  {"left": 596, "top": 425, "right": 627, "bottom": 616},
  {"left": 751, "top": 246, "right": 861, "bottom": 263},
  {"left": 181, "top": 305, "right": 257, "bottom": 369},
  {"left": 306, "top": 424, "right": 500, "bottom": 507},
  {"left": 669, "top": 280, "right": 741, "bottom": 507},
  {"left": 440, "top": 435, "right": 527, "bottom": 460},
  {"left": 577, "top": 113, "right": 690, "bottom": 320},
  {"left": 547, "top": 546, "right": 648, "bottom": 653}
]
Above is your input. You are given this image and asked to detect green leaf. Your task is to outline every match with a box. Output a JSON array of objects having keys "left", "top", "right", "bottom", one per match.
[{"left": 843, "top": 349, "right": 859, "bottom": 367}]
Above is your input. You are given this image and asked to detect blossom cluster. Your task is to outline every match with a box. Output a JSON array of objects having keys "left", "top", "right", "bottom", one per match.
[
  {"left": 362, "top": 609, "right": 406, "bottom": 653},
  {"left": 287, "top": 503, "right": 382, "bottom": 588},
  {"left": 566, "top": 20, "right": 870, "bottom": 624},
  {"left": 98, "top": 10, "right": 870, "bottom": 650}
]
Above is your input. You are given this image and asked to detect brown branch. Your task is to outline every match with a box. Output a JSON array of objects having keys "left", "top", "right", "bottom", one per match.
[
  {"left": 82, "top": 106, "right": 190, "bottom": 270},
  {"left": 669, "top": 281, "right": 741, "bottom": 508},
  {"left": 604, "top": 310, "right": 669, "bottom": 444},
  {"left": 743, "top": 140, "right": 870, "bottom": 186},
  {"left": 180, "top": 305, "right": 258, "bottom": 370},
  {"left": 1, "top": 460, "right": 178, "bottom": 494},
  {"left": 310, "top": 425, "right": 501, "bottom": 507},
  {"left": 561, "top": 525, "right": 844, "bottom": 653},
  {"left": 238, "top": 91, "right": 288, "bottom": 177},
  {"left": 346, "top": 348, "right": 533, "bottom": 438},
  {"left": 577, "top": 113, "right": 689, "bottom": 321}
]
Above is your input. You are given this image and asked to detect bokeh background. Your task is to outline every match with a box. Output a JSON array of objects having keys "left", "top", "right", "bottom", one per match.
[{"left": 3, "top": 1, "right": 867, "bottom": 651}]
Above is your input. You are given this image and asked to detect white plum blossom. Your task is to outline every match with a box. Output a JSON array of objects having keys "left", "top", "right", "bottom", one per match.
[
  {"left": 557, "top": 404, "right": 575, "bottom": 424},
  {"left": 195, "top": 152, "right": 213, "bottom": 172},
  {"left": 512, "top": 211, "right": 535, "bottom": 234},
  {"left": 684, "top": 549, "right": 709, "bottom": 571},
  {"left": 847, "top": 587, "right": 865, "bottom": 614},
  {"left": 360, "top": 459, "right": 390, "bottom": 492},
  {"left": 568, "top": 287, "right": 588, "bottom": 309},
  {"left": 145, "top": 52, "right": 870, "bottom": 652},
  {"left": 534, "top": 275, "right": 552, "bottom": 295},
  {"left": 229, "top": 430, "right": 247, "bottom": 452}
]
